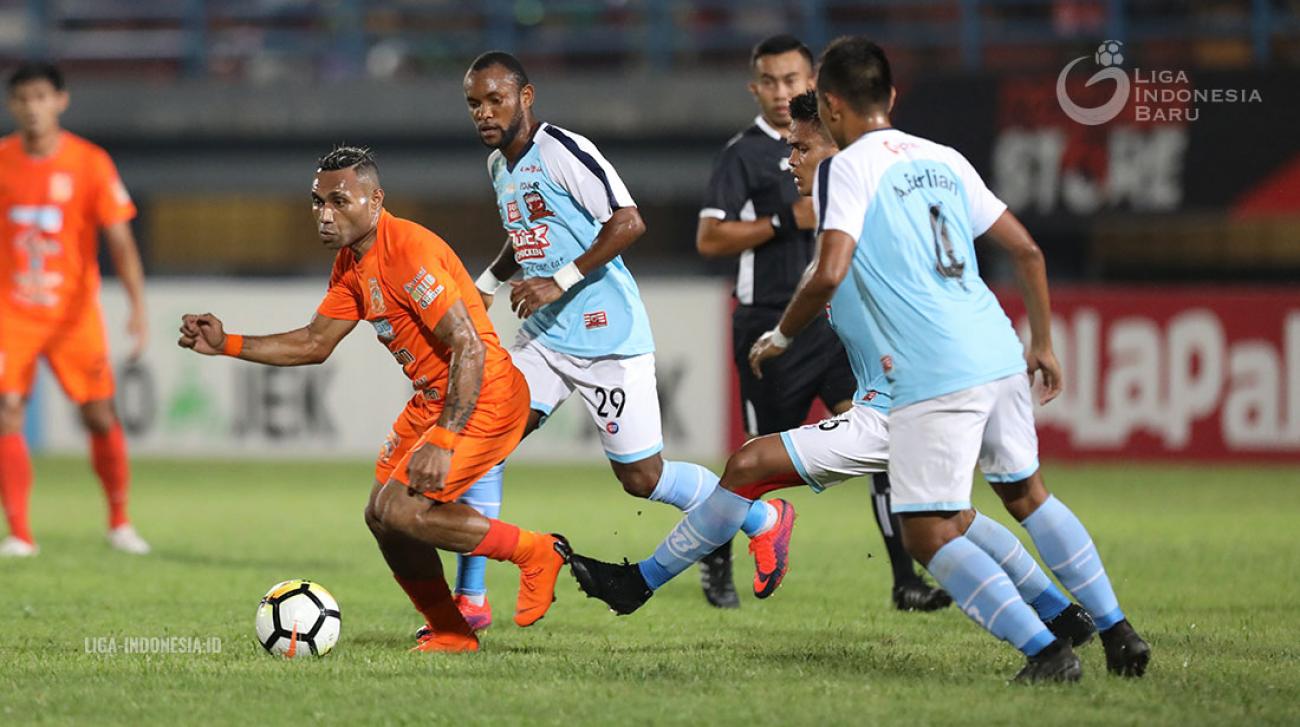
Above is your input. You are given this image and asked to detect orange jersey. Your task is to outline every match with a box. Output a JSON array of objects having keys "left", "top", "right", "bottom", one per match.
[
  {"left": 0, "top": 132, "right": 136, "bottom": 320},
  {"left": 316, "top": 210, "right": 521, "bottom": 435}
]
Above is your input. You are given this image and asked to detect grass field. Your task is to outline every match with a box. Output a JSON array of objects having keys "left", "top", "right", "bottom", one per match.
[{"left": 2, "top": 457, "right": 1298, "bottom": 725}]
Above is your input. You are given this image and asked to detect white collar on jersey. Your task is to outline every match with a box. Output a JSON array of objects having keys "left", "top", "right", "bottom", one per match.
[{"left": 754, "top": 115, "right": 784, "bottom": 141}]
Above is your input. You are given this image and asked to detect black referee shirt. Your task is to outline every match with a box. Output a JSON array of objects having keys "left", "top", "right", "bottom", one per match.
[{"left": 700, "top": 115, "right": 814, "bottom": 308}]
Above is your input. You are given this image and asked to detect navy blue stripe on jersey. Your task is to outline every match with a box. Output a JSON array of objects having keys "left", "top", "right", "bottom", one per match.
[
  {"left": 816, "top": 156, "right": 833, "bottom": 235},
  {"left": 543, "top": 125, "right": 620, "bottom": 212}
]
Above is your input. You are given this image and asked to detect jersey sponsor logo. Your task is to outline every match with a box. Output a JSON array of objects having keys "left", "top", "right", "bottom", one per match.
[
  {"left": 368, "top": 278, "right": 386, "bottom": 315},
  {"left": 403, "top": 267, "right": 445, "bottom": 309},
  {"left": 523, "top": 190, "right": 554, "bottom": 221},
  {"left": 49, "top": 172, "right": 74, "bottom": 203},
  {"left": 506, "top": 200, "right": 522, "bottom": 223},
  {"left": 421, "top": 387, "right": 442, "bottom": 402},
  {"left": 864, "top": 390, "right": 878, "bottom": 401},
  {"left": 517, "top": 163, "right": 542, "bottom": 174},
  {"left": 8, "top": 204, "right": 65, "bottom": 307},
  {"left": 880, "top": 355, "right": 894, "bottom": 373},
  {"left": 583, "top": 310, "right": 608, "bottom": 329},
  {"left": 369, "top": 318, "right": 395, "bottom": 343},
  {"left": 509, "top": 224, "right": 551, "bottom": 261},
  {"left": 883, "top": 139, "right": 920, "bottom": 155}
]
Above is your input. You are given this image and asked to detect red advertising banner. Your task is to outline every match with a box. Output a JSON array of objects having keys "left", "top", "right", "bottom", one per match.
[{"left": 999, "top": 286, "right": 1300, "bottom": 461}]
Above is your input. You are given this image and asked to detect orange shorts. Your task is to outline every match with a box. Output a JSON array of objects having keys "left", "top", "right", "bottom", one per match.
[
  {"left": 0, "top": 305, "right": 114, "bottom": 403},
  {"left": 376, "top": 369, "right": 530, "bottom": 503}
]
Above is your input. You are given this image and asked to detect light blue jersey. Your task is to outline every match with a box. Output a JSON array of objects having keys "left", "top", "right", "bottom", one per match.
[
  {"left": 815, "top": 128, "right": 1025, "bottom": 409},
  {"left": 489, "top": 122, "right": 654, "bottom": 357},
  {"left": 826, "top": 280, "right": 892, "bottom": 413}
]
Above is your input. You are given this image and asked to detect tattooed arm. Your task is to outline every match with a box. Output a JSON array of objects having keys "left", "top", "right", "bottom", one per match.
[
  {"left": 403, "top": 299, "right": 486, "bottom": 496},
  {"left": 432, "top": 299, "right": 486, "bottom": 433}
]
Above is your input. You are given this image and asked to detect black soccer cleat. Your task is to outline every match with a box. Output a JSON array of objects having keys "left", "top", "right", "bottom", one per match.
[
  {"left": 1013, "top": 638, "right": 1083, "bottom": 684},
  {"left": 1101, "top": 619, "right": 1151, "bottom": 677},
  {"left": 699, "top": 540, "right": 740, "bottom": 609},
  {"left": 892, "top": 580, "right": 953, "bottom": 612},
  {"left": 1046, "top": 603, "right": 1097, "bottom": 648},
  {"left": 568, "top": 553, "right": 653, "bottom": 615}
]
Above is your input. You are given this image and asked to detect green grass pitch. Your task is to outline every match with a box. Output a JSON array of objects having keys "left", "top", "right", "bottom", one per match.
[{"left": 2, "top": 457, "right": 1298, "bottom": 725}]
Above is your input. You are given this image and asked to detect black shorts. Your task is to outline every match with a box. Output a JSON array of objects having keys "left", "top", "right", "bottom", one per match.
[{"left": 732, "top": 306, "right": 857, "bottom": 436}]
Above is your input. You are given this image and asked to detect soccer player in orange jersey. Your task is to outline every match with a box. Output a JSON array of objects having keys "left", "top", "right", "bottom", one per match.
[
  {"left": 0, "top": 63, "right": 150, "bottom": 557},
  {"left": 177, "top": 147, "right": 569, "bottom": 653}
]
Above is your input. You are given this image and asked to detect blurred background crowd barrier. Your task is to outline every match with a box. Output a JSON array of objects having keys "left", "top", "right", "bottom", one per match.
[{"left": 6, "top": 0, "right": 1298, "bottom": 461}]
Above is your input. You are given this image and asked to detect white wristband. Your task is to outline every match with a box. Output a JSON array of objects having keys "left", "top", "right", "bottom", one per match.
[
  {"left": 770, "top": 213, "right": 781, "bottom": 229},
  {"left": 552, "top": 262, "right": 584, "bottom": 292},
  {"left": 769, "top": 327, "right": 792, "bottom": 348},
  {"left": 475, "top": 269, "right": 505, "bottom": 295}
]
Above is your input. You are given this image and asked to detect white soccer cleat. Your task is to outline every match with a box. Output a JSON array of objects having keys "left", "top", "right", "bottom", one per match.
[
  {"left": 106, "top": 525, "right": 151, "bottom": 555},
  {"left": 0, "top": 535, "right": 39, "bottom": 557}
]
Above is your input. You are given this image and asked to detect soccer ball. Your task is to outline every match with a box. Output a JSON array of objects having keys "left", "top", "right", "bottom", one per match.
[
  {"left": 1095, "top": 40, "right": 1124, "bottom": 67},
  {"left": 254, "top": 580, "right": 341, "bottom": 658}
]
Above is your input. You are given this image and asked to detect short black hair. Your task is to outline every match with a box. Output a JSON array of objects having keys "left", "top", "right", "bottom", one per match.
[
  {"left": 317, "top": 145, "right": 379, "bottom": 184},
  {"left": 790, "top": 90, "right": 820, "bottom": 124},
  {"left": 817, "top": 36, "right": 893, "bottom": 114},
  {"left": 8, "top": 62, "right": 64, "bottom": 92},
  {"left": 467, "top": 50, "right": 529, "bottom": 89},
  {"left": 750, "top": 34, "right": 814, "bottom": 69}
]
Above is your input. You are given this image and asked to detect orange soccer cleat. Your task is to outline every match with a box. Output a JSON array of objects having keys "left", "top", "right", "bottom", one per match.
[
  {"left": 748, "top": 498, "right": 797, "bottom": 599},
  {"left": 411, "top": 628, "right": 479, "bottom": 653},
  {"left": 513, "top": 533, "right": 572, "bottom": 627}
]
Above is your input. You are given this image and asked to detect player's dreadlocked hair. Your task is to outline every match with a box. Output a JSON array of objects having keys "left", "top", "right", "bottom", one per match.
[
  {"left": 317, "top": 145, "right": 379, "bottom": 183},
  {"left": 468, "top": 50, "right": 529, "bottom": 89},
  {"left": 817, "top": 36, "right": 893, "bottom": 114},
  {"left": 790, "top": 90, "right": 819, "bottom": 124}
]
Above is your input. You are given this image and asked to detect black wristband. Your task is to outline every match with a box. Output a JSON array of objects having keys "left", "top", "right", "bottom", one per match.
[{"left": 776, "top": 204, "right": 799, "bottom": 233}]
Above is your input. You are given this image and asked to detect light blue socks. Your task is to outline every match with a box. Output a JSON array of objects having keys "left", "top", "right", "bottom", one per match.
[
  {"left": 965, "top": 512, "right": 1071, "bottom": 621},
  {"left": 454, "top": 462, "right": 504, "bottom": 597},
  {"left": 1021, "top": 495, "right": 1124, "bottom": 630},
  {"left": 638, "top": 484, "right": 751, "bottom": 590},
  {"left": 926, "top": 536, "right": 1056, "bottom": 656}
]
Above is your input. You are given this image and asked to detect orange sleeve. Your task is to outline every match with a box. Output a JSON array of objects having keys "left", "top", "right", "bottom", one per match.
[
  {"left": 316, "top": 265, "right": 364, "bottom": 321},
  {"left": 391, "top": 235, "right": 463, "bottom": 332},
  {"left": 88, "top": 147, "right": 137, "bottom": 227}
]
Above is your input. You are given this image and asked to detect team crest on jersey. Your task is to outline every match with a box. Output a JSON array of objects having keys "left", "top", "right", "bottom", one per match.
[
  {"left": 524, "top": 191, "right": 554, "bottom": 221},
  {"left": 506, "top": 200, "right": 522, "bottom": 223},
  {"left": 403, "top": 268, "right": 444, "bottom": 309},
  {"left": 583, "top": 310, "right": 608, "bottom": 329},
  {"left": 368, "top": 278, "right": 386, "bottom": 315},
  {"left": 48, "top": 173, "right": 73, "bottom": 203}
]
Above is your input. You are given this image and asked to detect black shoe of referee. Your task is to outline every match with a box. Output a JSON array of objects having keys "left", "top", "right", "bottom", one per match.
[{"left": 699, "top": 539, "right": 740, "bottom": 609}]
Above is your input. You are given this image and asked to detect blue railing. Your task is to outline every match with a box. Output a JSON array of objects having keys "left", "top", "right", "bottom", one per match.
[{"left": 1, "top": 0, "right": 1294, "bottom": 75}]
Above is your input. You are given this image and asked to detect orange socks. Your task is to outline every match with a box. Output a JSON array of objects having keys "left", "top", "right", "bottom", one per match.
[
  {"left": 392, "top": 574, "right": 474, "bottom": 636},
  {"left": 0, "top": 434, "right": 33, "bottom": 544},
  {"left": 90, "top": 425, "right": 130, "bottom": 529},
  {"left": 468, "top": 519, "right": 522, "bottom": 561}
]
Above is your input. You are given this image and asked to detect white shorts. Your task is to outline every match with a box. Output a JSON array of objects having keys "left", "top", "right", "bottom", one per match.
[
  {"left": 510, "top": 332, "right": 663, "bottom": 463},
  {"left": 779, "top": 403, "right": 889, "bottom": 492},
  {"left": 888, "top": 374, "right": 1040, "bottom": 513}
]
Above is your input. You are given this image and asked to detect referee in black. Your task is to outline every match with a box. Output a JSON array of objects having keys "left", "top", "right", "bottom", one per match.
[{"left": 694, "top": 34, "right": 948, "bottom": 612}]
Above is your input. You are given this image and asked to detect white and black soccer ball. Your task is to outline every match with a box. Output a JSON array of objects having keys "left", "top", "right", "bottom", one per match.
[
  {"left": 255, "top": 580, "right": 341, "bottom": 658},
  {"left": 1095, "top": 40, "right": 1124, "bottom": 67}
]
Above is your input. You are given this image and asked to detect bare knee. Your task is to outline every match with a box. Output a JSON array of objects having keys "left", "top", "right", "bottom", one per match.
[
  {"left": 720, "top": 440, "right": 765, "bottom": 492},
  {"left": 611, "top": 455, "right": 663, "bottom": 499},
  {"left": 364, "top": 482, "right": 394, "bottom": 537},
  {"left": 0, "top": 395, "right": 24, "bottom": 435},
  {"left": 991, "top": 471, "right": 1049, "bottom": 522},
  {"left": 900, "top": 510, "right": 974, "bottom": 566},
  {"left": 80, "top": 399, "right": 118, "bottom": 436}
]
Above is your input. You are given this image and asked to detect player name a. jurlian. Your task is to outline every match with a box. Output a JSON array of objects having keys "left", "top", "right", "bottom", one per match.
[{"left": 893, "top": 169, "right": 958, "bottom": 199}]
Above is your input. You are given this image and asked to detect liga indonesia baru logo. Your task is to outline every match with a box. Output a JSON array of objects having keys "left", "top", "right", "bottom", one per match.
[{"left": 1056, "top": 40, "right": 1263, "bottom": 125}]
